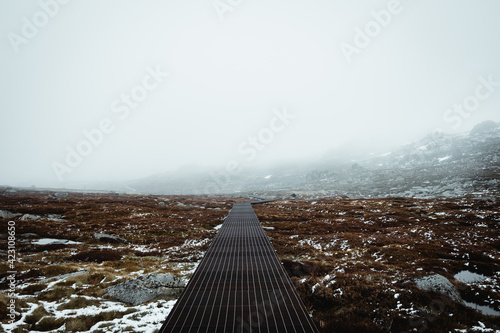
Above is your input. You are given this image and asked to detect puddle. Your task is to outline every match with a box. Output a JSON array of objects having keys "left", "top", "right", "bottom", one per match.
[
  {"left": 454, "top": 270, "right": 487, "bottom": 284},
  {"left": 463, "top": 301, "right": 500, "bottom": 317},
  {"left": 454, "top": 271, "right": 499, "bottom": 316}
]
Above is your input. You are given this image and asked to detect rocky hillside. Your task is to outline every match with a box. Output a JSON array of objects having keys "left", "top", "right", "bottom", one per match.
[
  {"left": 78, "top": 121, "right": 500, "bottom": 199},
  {"left": 300, "top": 121, "right": 500, "bottom": 198}
]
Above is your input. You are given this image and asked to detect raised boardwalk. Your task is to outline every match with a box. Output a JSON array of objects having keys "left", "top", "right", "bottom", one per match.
[{"left": 159, "top": 202, "right": 319, "bottom": 333}]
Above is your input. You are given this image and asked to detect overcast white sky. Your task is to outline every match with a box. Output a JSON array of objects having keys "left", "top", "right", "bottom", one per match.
[{"left": 1, "top": 0, "right": 499, "bottom": 187}]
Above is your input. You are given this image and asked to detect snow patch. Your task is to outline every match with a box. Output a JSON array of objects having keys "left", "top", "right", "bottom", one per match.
[{"left": 32, "top": 238, "right": 82, "bottom": 245}]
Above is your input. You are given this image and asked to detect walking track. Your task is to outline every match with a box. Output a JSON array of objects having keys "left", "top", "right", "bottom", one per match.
[{"left": 159, "top": 202, "right": 319, "bottom": 333}]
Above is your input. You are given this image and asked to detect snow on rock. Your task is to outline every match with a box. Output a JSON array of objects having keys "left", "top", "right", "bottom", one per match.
[
  {"left": 414, "top": 274, "right": 463, "bottom": 303},
  {"left": 32, "top": 238, "right": 82, "bottom": 245},
  {"left": 20, "top": 214, "right": 42, "bottom": 221},
  {"left": 0, "top": 210, "right": 21, "bottom": 219},
  {"left": 105, "top": 274, "right": 185, "bottom": 306},
  {"left": 94, "top": 233, "right": 128, "bottom": 244}
]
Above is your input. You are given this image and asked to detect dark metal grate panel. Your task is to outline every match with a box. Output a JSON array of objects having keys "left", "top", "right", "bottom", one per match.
[{"left": 159, "top": 202, "right": 319, "bottom": 333}]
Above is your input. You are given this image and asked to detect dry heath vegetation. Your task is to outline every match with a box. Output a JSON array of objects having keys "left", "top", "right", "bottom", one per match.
[{"left": 1, "top": 190, "right": 499, "bottom": 332}]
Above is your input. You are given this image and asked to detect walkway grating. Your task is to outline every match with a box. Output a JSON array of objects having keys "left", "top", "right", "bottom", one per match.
[{"left": 159, "top": 202, "right": 319, "bottom": 333}]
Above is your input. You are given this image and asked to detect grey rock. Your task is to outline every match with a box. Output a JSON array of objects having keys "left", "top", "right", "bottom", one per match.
[
  {"left": 414, "top": 274, "right": 463, "bottom": 303},
  {"left": 158, "top": 202, "right": 165, "bottom": 206},
  {"left": 93, "top": 233, "right": 128, "bottom": 244},
  {"left": 47, "top": 214, "right": 67, "bottom": 222},
  {"left": 105, "top": 274, "right": 185, "bottom": 305},
  {"left": 20, "top": 214, "right": 42, "bottom": 221},
  {"left": 55, "top": 192, "right": 69, "bottom": 198},
  {"left": 0, "top": 210, "right": 21, "bottom": 219}
]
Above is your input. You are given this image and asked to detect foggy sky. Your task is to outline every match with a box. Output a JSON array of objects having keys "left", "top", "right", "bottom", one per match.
[{"left": 1, "top": 0, "right": 499, "bottom": 187}]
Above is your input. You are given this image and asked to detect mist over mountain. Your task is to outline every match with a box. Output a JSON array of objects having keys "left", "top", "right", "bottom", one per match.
[{"left": 55, "top": 120, "right": 499, "bottom": 199}]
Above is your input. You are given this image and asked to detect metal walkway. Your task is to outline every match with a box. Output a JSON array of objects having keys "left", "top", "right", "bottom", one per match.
[{"left": 159, "top": 202, "right": 319, "bottom": 333}]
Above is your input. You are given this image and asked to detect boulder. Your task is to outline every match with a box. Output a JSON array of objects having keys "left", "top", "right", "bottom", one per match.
[
  {"left": 48, "top": 216, "right": 67, "bottom": 222},
  {"left": 105, "top": 274, "right": 185, "bottom": 305},
  {"left": 414, "top": 274, "right": 463, "bottom": 303},
  {"left": 20, "top": 214, "right": 42, "bottom": 221},
  {"left": 93, "top": 233, "right": 127, "bottom": 244},
  {"left": 0, "top": 210, "right": 21, "bottom": 219}
]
